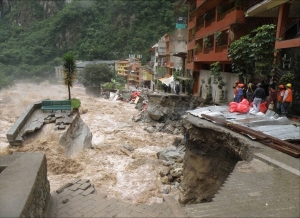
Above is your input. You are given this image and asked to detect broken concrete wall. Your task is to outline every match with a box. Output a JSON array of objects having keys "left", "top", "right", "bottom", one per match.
[
  {"left": 59, "top": 113, "right": 92, "bottom": 156},
  {"left": 6, "top": 101, "right": 42, "bottom": 145},
  {"left": 0, "top": 152, "right": 50, "bottom": 217},
  {"left": 179, "top": 114, "right": 251, "bottom": 204},
  {"left": 146, "top": 94, "right": 202, "bottom": 122}
]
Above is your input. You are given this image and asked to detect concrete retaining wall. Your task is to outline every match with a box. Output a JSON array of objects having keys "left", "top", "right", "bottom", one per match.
[
  {"left": 200, "top": 70, "right": 238, "bottom": 103},
  {"left": 6, "top": 101, "right": 42, "bottom": 145},
  {"left": 0, "top": 152, "right": 50, "bottom": 217}
]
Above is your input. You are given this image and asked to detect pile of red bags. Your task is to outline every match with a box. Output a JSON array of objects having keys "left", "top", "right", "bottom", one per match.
[
  {"left": 229, "top": 99, "right": 268, "bottom": 114},
  {"left": 229, "top": 99, "right": 250, "bottom": 113}
]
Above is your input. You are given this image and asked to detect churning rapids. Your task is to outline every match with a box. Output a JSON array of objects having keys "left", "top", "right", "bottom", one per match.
[{"left": 0, "top": 82, "right": 177, "bottom": 204}]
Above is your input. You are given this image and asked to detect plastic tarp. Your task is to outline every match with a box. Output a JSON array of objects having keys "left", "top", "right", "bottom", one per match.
[{"left": 159, "top": 76, "right": 174, "bottom": 86}]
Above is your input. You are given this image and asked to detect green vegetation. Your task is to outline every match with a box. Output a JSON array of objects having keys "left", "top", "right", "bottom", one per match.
[
  {"left": 185, "top": 79, "right": 195, "bottom": 95},
  {"left": 79, "top": 63, "right": 114, "bottom": 87},
  {"left": 0, "top": 0, "right": 187, "bottom": 89},
  {"left": 71, "top": 98, "right": 81, "bottom": 109},
  {"left": 173, "top": 70, "right": 180, "bottom": 81},
  {"left": 210, "top": 61, "right": 226, "bottom": 100},
  {"left": 194, "top": 42, "right": 201, "bottom": 52},
  {"left": 102, "top": 76, "right": 126, "bottom": 90},
  {"left": 228, "top": 35, "right": 254, "bottom": 78},
  {"left": 62, "top": 52, "right": 76, "bottom": 100},
  {"left": 279, "top": 72, "right": 295, "bottom": 86},
  {"left": 228, "top": 24, "right": 277, "bottom": 78}
]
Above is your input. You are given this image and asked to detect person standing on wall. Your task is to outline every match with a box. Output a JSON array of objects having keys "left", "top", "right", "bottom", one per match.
[
  {"left": 252, "top": 83, "right": 266, "bottom": 113},
  {"left": 276, "top": 84, "right": 285, "bottom": 114},
  {"left": 281, "top": 83, "right": 293, "bottom": 116}
]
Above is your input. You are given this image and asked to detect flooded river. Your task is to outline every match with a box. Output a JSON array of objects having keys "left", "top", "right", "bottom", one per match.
[{"left": 0, "top": 82, "right": 177, "bottom": 204}]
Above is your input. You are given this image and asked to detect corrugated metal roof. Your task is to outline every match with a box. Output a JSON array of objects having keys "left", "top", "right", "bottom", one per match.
[{"left": 187, "top": 105, "right": 300, "bottom": 141}]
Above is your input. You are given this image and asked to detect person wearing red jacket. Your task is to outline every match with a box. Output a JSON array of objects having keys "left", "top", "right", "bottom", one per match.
[{"left": 281, "top": 83, "right": 293, "bottom": 116}]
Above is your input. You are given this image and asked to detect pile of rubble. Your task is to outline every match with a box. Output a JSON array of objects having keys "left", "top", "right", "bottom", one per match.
[
  {"left": 44, "top": 112, "right": 74, "bottom": 130},
  {"left": 156, "top": 138, "right": 186, "bottom": 192}
]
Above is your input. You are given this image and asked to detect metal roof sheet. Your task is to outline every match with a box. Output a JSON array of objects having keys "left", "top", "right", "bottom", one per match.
[{"left": 187, "top": 105, "right": 300, "bottom": 141}]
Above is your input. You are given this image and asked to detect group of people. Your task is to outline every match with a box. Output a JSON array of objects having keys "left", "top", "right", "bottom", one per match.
[{"left": 233, "top": 80, "right": 293, "bottom": 115}]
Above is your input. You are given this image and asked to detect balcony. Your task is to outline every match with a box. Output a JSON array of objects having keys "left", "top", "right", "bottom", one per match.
[
  {"left": 194, "top": 45, "right": 228, "bottom": 62},
  {"left": 194, "top": 6, "right": 246, "bottom": 39}
]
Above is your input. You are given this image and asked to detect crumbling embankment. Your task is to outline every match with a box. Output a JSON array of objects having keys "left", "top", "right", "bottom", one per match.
[
  {"left": 145, "top": 94, "right": 202, "bottom": 122},
  {"left": 179, "top": 114, "right": 252, "bottom": 204}
]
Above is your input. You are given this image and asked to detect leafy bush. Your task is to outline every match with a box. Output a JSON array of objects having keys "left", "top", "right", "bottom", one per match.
[
  {"left": 71, "top": 98, "right": 81, "bottom": 109},
  {"left": 279, "top": 72, "right": 295, "bottom": 86}
]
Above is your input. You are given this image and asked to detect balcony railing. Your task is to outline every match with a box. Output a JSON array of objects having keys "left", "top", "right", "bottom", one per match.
[
  {"left": 216, "top": 45, "right": 227, "bottom": 53},
  {"left": 205, "top": 18, "right": 215, "bottom": 27},
  {"left": 203, "top": 47, "right": 213, "bottom": 54},
  {"left": 197, "top": 24, "right": 204, "bottom": 31},
  {"left": 218, "top": 6, "right": 244, "bottom": 21}
]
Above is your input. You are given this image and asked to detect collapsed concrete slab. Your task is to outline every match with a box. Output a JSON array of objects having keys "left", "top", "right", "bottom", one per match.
[
  {"left": 179, "top": 114, "right": 252, "bottom": 204},
  {"left": 0, "top": 152, "right": 50, "bottom": 217},
  {"left": 59, "top": 113, "right": 93, "bottom": 156}
]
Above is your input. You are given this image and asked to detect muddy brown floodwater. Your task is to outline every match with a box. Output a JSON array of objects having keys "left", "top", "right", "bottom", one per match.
[{"left": 0, "top": 82, "right": 177, "bottom": 204}]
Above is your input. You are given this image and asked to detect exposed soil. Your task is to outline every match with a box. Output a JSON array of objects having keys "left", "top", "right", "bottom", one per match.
[{"left": 0, "top": 82, "right": 177, "bottom": 204}]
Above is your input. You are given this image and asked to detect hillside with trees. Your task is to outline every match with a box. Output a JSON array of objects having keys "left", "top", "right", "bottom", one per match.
[{"left": 0, "top": 0, "right": 187, "bottom": 88}]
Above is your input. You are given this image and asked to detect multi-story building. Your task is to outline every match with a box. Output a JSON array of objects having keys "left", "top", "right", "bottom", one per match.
[
  {"left": 128, "top": 62, "right": 141, "bottom": 86},
  {"left": 141, "top": 66, "right": 154, "bottom": 89},
  {"left": 117, "top": 60, "right": 130, "bottom": 77},
  {"left": 184, "top": 0, "right": 246, "bottom": 98},
  {"left": 245, "top": 0, "right": 300, "bottom": 113},
  {"left": 149, "top": 36, "right": 166, "bottom": 79},
  {"left": 165, "top": 28, "right": 188, "bottom": 77},
  {"left": 184, "top": 0, "right": 299, "bottom": 102}
]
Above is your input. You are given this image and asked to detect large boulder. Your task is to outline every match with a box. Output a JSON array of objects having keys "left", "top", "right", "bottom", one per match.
[{"left": 59, "top": 114, "right": 92, "bottom": 156}]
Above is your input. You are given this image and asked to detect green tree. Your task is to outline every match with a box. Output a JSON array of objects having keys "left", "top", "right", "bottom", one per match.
[
  {"left": 228, "top": 24, "right": 276, "bottom": 78},
  {"left": 62, "top": 52, "right": 76, "bottom": 100},
  {"left": 251, "top": 24, "right": 277, "bottom": 76},
  {"left": 228, "top": 35, "right": 255, "bottom": 78},
  {"left": 79, "top": 63, "right": 114, "bottom": 87},
  {"left": 0, "top": 70, "right": 14, "bottom": 90}
]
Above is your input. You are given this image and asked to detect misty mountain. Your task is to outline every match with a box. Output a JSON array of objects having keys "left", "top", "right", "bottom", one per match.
[{"left": 0, "top": 0, "right": 187, "bottom": 81}]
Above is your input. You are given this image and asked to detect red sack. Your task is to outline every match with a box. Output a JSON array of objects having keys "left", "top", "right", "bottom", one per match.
[
  {"left": 259, "top": 102, "right": 268, "bottom": 113},
  {"left": 237, "top": 102, "right": 250, "bottom": 113},
  {"left": 229, "top": 102, "right": 238, "bottom": 113},
  {"left": 240, "top": 99, "right": 249, "bottom": 105},
  {"left": 131, "top": 91, "right": 141, "bottom": 98}
]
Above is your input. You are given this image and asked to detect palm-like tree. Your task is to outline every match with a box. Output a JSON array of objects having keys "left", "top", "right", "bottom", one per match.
[{"left": 62, "top": 52, "right": 76, "bottom": 100}]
